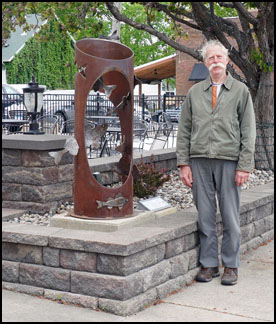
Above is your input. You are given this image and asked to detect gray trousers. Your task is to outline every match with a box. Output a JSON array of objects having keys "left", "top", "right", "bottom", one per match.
[{"left": 190, "top": 158, "right": 241, "bottom": 268}]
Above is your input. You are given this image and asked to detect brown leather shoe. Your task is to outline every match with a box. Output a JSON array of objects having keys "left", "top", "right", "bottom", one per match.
[
  {"left": 221, "top": 267, "right": 238, "bottom": 285},
  {"left": 195, "top": 267, "right": 220, "bottom": 282}
]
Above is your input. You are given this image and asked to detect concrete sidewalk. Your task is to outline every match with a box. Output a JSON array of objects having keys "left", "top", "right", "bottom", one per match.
[{"left": 2, "top": 239, "right": 274, "bottom": 322}]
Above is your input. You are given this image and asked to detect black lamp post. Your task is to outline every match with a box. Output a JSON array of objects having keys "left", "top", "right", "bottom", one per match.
[{"left": 23, "top": 75, "right": 45, "bottom": 135}]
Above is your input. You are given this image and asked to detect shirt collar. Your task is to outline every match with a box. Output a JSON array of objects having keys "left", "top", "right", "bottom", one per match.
[{"left": 203, "top": 72, "right": 233, "bottom": 91}]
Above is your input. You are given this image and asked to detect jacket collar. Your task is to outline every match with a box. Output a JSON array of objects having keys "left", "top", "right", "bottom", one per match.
[{"left": 203, "top": 72, "right": 233, "bottom": 91}]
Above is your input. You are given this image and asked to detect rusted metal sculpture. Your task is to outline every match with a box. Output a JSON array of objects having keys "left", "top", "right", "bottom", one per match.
[{"left": 71, "top": 38, "right": 134, "bottom": 219}]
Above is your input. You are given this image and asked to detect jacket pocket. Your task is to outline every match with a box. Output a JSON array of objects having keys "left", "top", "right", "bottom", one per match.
[
  {"left": 213, "top": 117, "right": 241, "bottom": 157},
  {"left": 190, "top": 118, "right": 209, "bottom": 154}
]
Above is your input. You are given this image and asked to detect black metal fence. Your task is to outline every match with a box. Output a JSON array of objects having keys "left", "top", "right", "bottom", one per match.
[
  {"left": 2, "top": 92, "right": 185, "bottom": 136},
  {"left": 2, "top": 93, "right": 24, "bottom": 119},
  {"left": 3, "top": 92, "right": 273, "bottom": 170},
  {"left": 255, "top": 122, "right": 274, "bottom": 171}
]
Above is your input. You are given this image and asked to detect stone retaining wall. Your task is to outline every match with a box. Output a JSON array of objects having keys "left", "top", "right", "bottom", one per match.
[
  {"left": 2, "top": 182, "right": 274, "bottom": 316},
  {"left": 2, "top": 135, "right": 74, "bottom": 214},
  {"left": 2, "top": 134, "right": 176, "bottom": 214}
]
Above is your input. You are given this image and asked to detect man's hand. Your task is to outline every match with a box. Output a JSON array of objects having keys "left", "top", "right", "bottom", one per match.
[
  {"left": 180, "top": 165, "right": 193, "bottom": 188},
  {"left": 235, "top": 170, "right": 250, "bottom": 186}
]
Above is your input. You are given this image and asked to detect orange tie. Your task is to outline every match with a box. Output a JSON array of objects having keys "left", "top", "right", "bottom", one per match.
[{"left": 212, "top": 85, "right": 217, "bottom": 111}]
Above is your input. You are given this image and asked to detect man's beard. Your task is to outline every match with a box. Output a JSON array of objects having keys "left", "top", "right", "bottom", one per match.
[{"left": 208, "top": 62, "right": 226, "bottom": 71}]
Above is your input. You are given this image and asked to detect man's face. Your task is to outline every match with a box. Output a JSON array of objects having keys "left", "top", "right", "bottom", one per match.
[{"left": 204, "top": 45, "right": 229, "bottom": 78}]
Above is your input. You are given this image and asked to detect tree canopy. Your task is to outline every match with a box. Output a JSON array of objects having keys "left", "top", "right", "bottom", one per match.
[
  {"left": 3, "top": 3, "right": 273, "bottom": 92},
  {"left": 2, "top": 2, "right": 175, "bottom": 67},
  {"left": 2, "top": 2, "right": 274, "bottom": 109},
  {"left": 106, "top": 2, "right": 274, "bottom": 97},
  {"left": 105, "top": 2, "right": 274, "bottom": 169}
]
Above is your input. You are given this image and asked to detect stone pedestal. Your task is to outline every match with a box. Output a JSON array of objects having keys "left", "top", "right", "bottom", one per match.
[
  {"left": 2, "top": 134, "right": 74, "bottom": 214},
  {"left": 50, "top": 207, "right": 177, "bottom": 232}
]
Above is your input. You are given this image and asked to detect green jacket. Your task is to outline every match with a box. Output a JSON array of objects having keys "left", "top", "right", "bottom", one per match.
[{"left": 176, "top": 73, "right": 256, "bottom": 172}]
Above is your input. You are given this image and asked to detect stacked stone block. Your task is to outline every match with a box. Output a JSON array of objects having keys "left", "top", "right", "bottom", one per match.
[
  {"left": 2, "top": 182, "right": 274, "bottom": 316},
  {"left": 2, "top": 148, "right": 73, "bottom": 214},
  {"left": 2, "top": 133, "right": 177, "bottom": 215}
]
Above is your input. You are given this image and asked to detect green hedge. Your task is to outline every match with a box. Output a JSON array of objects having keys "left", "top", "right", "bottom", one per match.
[{"left": 6, "top": 25, "right": 77, "bottom": 90}]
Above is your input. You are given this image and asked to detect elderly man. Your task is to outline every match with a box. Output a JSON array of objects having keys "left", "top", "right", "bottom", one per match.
[{"left": 176, "top": 40, "right": 256, "bottom": 285}]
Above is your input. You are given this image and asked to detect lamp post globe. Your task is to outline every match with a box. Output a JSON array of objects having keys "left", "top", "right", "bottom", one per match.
[{"left": 23, "top": 75, "right": 45, "bottom": 134}]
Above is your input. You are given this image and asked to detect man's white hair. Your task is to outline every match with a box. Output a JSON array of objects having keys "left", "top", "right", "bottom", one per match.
[{"left": 200, "top": 40, "right": 228, "bottom": 60}]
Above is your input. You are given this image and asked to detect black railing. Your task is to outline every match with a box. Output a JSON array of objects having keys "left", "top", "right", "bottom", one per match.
[
  {"left": 2, "top": 93, "right": 24, "bottom": 119},
  {"left": 2, "top": 93, "right": 186, "bottom": 142},
  {"left": 3, "top": 92, "right": 273, "bottom": 169},
  {"left": 139, "top": 93, "right": 185, "bottom": 111},
  {"left": 2, "top": 93, "right": 186, "bottom": 124},
  {"left": 255, "top": 122, "right": 274, "bottom": 171}
]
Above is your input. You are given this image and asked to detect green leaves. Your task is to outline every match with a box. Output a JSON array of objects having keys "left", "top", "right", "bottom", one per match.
[
  {"left": 121, "top": 2, "right": 175, "bottom": 66},
  {"left": 6, "top": 23, "right": 77, "bottom": 89},
  {"left": 250, "top": 48, "right": 273, "bottom": 72}
]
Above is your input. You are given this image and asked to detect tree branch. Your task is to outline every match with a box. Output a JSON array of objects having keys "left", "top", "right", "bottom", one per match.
[
  {"left": 149, "top": 2, "right": 201, "bottom": 31},
  {"left": 190, "top": 2, "right": 258, "bottom": 87},
  {"left": 253, "top": 3, "right": 274, "bottom": 64},
  {"left": 105, "top": 2, "right": 202, "bottom": 61},
  {"left": 105, "top": 1, "right": 272, "bottom": 92},
  {"left": 217, "top": 2, "right": 235, "bottom": 9},
  {"left": 232, "top": 2, "right": 259, "bottom": 25}
]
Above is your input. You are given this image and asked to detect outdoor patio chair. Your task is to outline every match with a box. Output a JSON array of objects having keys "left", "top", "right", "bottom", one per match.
[
  {"left": 60, "top": 118, "right": 96, "bottom": 135},
  {"left": 37, "top": 115, "right": 59, "bottom": 134},
  {"left": 149, "top": 120, "right": 173, "bottom": 151},
  {"left": 2, "top": 123, "right": 25, "bottom": 135},
  {"left": 60, "top": 119, "right": 75, "bottom": 135},
  {"left": 98, "top": 133, "right": 117, "bottom": 157},
  {"left": 133, "top": 119, "right": 149, "bottom": 152},
  {"left": 2, "top": 114, "right": 31, "bottom": 135},
  {"left": 162, "top": 112, "right": 174, "bottom": 136},
  {"left": 8, "top": 109, "right": 28, "bottom": 120},
  {"left": 61, "top": 119, "right": 107, "bottom": 158}
]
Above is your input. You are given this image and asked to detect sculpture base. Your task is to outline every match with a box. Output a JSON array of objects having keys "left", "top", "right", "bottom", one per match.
[
  {"left": 67, "top": 209, "right": 135, "bottom": 220},
  {"left": 49, "top": 207, "right": 177, "bottom": 232}
]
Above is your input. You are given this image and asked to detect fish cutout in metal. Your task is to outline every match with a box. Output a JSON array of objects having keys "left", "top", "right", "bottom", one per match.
[
  {"left": 96, "top": 193, "right": 128, "bottom": 210},
  {"left": 115, "top": 135, "right": 126, "bottom": 154},
  {"left": 84, "top": 123, "right": 108, "bottom": 149},
  {"left": 92, "top": 77, "right": 116, "bottom": 99},
  {"left": 109, "top": 92, "right": 131, "bottom": 116},
  {"left": 103, "top": 84, "right": 117, "bottom": 99},
  {"left": 49, "top": 137, "right": 79, "bottom": 166},
  {"left": 78, "top": 65, "right": 87, "bottom": 78}
]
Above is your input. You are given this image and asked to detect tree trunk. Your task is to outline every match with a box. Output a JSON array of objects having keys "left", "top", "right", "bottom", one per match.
[{"left": 253, "top": 71, "right": 274, "bottom": 171}]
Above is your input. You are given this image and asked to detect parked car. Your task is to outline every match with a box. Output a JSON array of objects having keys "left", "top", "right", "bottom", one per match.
[
  {"left": 151, "top": 107, "right": 182, "bottom": 123},
  {"left": 165, "top": 107, "right": 182, "bottom": 122},
  {"left": 2, "top": 84, "right": 24, "bottom": 118},
  {"left": 133, "top": 106, "right": 151, "bottom": 123},
  {"left": 43, "top": 90, "right": 113, "bottom": 129},
  {"left": 2, "top": 86, "right": 27, "bottom": 120}
]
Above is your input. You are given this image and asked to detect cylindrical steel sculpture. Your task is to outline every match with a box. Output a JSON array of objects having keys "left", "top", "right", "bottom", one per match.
[{"left": 72, "top": 38, "right": 134, "bottom": 219}]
